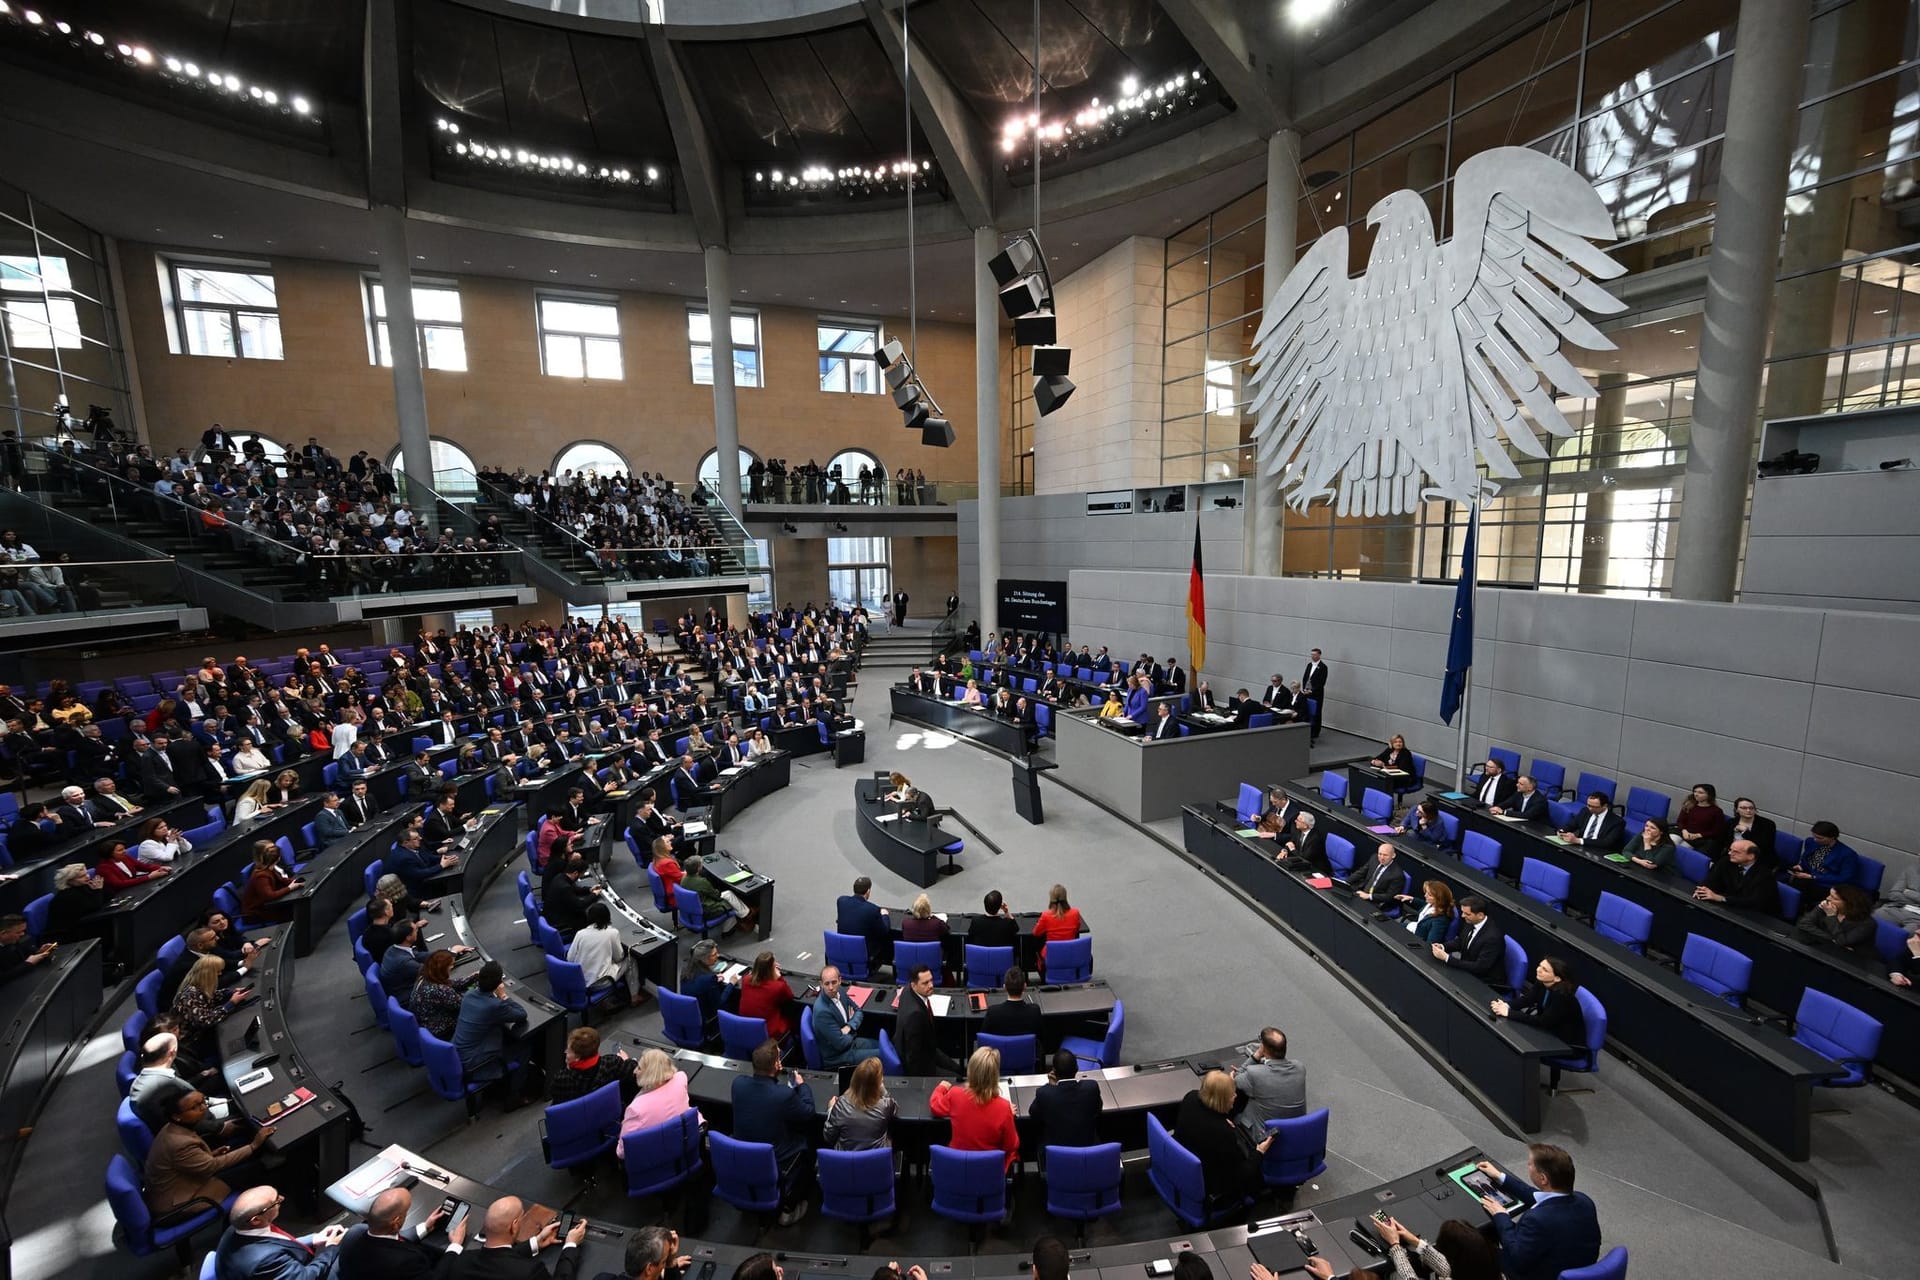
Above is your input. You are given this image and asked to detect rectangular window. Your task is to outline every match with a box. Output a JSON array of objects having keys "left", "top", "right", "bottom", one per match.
[
  {"left": 1, "top": 254, "right": 83, "bottom": 350},
  {"left": 365, "top": 278, "right": 467, "bottom": 371},
  {"left": 818, "top": 320, "right": 880, "bottom": 393},
  {"left": 538, "top": 295, "right": 623, "bottom": 379},
  {"left": 169, "top": 260, "right": 283, "bottom": 359},
  {"left": 689, "top": 307, "right": 762, "bottom": 387},
  {"left": 827, "top": 535, "right": 890, "bottom": 612}
]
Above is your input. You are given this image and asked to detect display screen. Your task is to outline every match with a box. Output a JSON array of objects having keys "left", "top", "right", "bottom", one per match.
[{"left": 998, "top": 578, "right": 1068, "bottom": 633}]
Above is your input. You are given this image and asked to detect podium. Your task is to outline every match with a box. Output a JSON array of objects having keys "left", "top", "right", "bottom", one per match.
[{"left": 1012, "top": 758, "right": 1055, "bottom": 824}]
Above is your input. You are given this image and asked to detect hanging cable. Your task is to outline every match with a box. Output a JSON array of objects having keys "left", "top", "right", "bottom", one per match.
[
  {"left": 904, "top": 0, "right": 917, "bottom": 363},
  {"left": 1033, "top": 0, "right": 1042, "bottom": 236}
]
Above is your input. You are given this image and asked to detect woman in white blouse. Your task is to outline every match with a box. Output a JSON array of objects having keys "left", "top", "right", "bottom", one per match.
[
  {"left": 232, "top": 741, "right": 273, "bottom": 775},
  {"left": 233, "top": 778, "right": 279, "bottom": 824},
  {"left": 743, "top": 727, "right": 774, "bottom": 760},
  {"left": 136, "top": 817, "right": 193, "bottom": 864}
]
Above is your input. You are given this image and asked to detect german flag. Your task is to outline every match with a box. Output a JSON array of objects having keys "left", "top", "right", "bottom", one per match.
[{"left": 1187, "top": 518, "right": 1207, "bottom": 675}]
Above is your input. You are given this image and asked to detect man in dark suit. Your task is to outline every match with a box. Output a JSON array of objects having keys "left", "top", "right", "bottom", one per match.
[
  {"left": 968, "top": 890, "right": 1020, "bottom": 951},
  {"left": 1472, "top": 758, "right": 1517, "bottom": 808},
  {"left": 423, "top": 793, "right": 470, "bottom": 848},
  {"left": 670, "top": 755, "right": 709, "bottom": 811},
  {"left": 442, "top": 1197, "right": 583, "bottom": 1280},
  {"left": 1432, "top": 895, "right": 1506, "bottom": 980},
  {"left": 1473, "top": 1146, "right": 1601, "bottom": 1280},
  {"left": 1028, "top": 1048, "right": 1104, "bottom": 1149},
  {"left": 1490, "top": 773, "right": 1547, "bottom": 822},
  {"left": 896, "top": 965, "right": 961, "bottom": 1077},
  {"left": 1275, "top": 811, "right": 1329, "bottom": 875},
  {"left": 981, "top": 967, "right": 1044, "bottom": 1044},
  {"left": 1147, "top": 702, "right": 1179, "bottom": 741},
  {"left": 730, "top": 1040, "right": 816, "bottom": 1227},
  {"left": 1300, "top": 648, "right": 1329, "bottom": 738},
  {"left": 1162, "top": 659, "right": 1187, "bottom": 693},
  {"left": 1694, "top": 839, "right": 1781, "bottom": 914},
  {"left": 1557, "top": 792, "right": 1626, "bottom": 851},
  {"left": 212, "top": 1185, "right": 347, "bottom": 1280},
  {"left": 1260, "top": 674, "right": 1288, "bottom": 706},
  {"left": 137, "top": 734, "right": 181, "bottom": 801},
  {"left": 1346, "top": 842, "right": 1406, "bottom": 909},
  {"left": 344, "top": 780, "right": 377, "bottom": 828},
  {"left": 836, "top": 877, "right": 891, "bottom": 969},
  {"left": 335, "top": 1184, "right": 463, "bottom": 1280}
]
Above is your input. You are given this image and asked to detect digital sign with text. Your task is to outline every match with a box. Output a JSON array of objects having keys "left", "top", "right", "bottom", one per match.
[{"left": 998, "top": 579, "right": 1069, "bottom": 633}]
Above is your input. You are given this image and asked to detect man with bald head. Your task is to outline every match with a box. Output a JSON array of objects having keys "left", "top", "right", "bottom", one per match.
[
  {"left": 336, "top": 1184, "right": 465, "bottom": 1279},
  {"left": 443, "top": 1197, "right": 585, "bottom": 1280},
  {"left": 1694, "top": 838, "right": 1781, "bottom": 915},
  {"left": 1345, "top": 842, "right": 1406, "bottom": 909},
  {"left": 211, "top": 1184, "right": 346, "bottom": 1280}
]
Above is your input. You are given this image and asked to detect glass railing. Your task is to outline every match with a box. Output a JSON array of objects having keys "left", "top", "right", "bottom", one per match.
[
  {"left": 469, "top": 470, "right": 751, "bottom": 583},
  {"left": 0, "top": 489, "right": 189, "bottom": 619}
]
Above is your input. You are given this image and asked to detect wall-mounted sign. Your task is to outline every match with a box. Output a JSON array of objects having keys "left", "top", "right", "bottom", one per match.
[{"left": 1086, "top": 490, "right": 1133, "bottom": 516}]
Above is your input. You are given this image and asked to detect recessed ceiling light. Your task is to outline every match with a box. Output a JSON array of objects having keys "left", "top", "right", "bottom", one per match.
[
  {"left": 210, "top": 233, "right": 224, "bottom": 239},
  {"left": 415, "top": 255, "right": 425, "bottom": 260}
]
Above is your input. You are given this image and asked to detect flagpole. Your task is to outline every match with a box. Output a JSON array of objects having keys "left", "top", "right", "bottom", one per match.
[{"left": 1453, "top": 501, "right": 1479, "bottom": 791}]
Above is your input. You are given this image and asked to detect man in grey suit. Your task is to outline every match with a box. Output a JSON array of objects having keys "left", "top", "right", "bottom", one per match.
[
  {"left": 1232, "top": 1026, "right": 1307, "bottom": 1139},
  {"left": 128, "top": 1032, "right": 232, "bottom": 1139}
]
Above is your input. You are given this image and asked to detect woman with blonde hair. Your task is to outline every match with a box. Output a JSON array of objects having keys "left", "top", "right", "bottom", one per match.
[
  {"left": 616, "top": 1048, "right": 698, "bottom": 1157},
  {"left": 1033, "top": 882, "right": 1083, "bottom": 975},
  {"left": 1174, "top": 1069, "right": 1272, "bottom": 1199},
  {"left": 930, "top": 1046, "right": 1018, "bottom": 1169},
  {"left": 171, "top": 953, "right": 245, "bottom": 1063},
  {"left": 233, "top": 778, "right": 278, "bottom": 824},
  {"left": 823, "top": 1057, "right": 897, "bottom": 1150}
]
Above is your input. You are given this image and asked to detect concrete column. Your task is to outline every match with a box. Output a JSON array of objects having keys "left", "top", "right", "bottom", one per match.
[
  {"left": 1577, "top": 373, "right": 1629, "bottom": 592},
  {"left": 974, "top": 225, "right": 1001, "bottom": 639},
  {"left": 375, "top": 206, "right": 435, "bottom": 530},
  {"left": 1672, "top": 0, "right": 1813, "bottom": 601},
  {"left": 703, "top": 245, "right": 743, "bottom": 515},
  {"left": 1250, "top": 128, "right": 1300, "bottom": 577}
]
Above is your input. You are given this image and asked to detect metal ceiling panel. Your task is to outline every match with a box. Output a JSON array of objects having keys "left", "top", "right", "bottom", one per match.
[
  {"left": 679, "top": 41, "right": 793, "bottom": 161},
  {"left": 806, "top": 23, "right": 928, "bottom": 159},
  {"left": 494, "top": 23, "right": 597, "bottom": 146},
  {"left": 747, "top": 36, "right": 864, "bottom": 158},
  {"left": 571, "top": 35, "right": 672, "bottom": 157},
  {"left": 412, "top": 0, "right": 511, "bottom": 128}
]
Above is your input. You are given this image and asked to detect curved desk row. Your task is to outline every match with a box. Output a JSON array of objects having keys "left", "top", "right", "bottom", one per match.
[
  {"left": 0, "top": 939, "right": 102, "bottom": 1224},
  {"left": 875, "top": 906, "right": 1090, "bottom": 976},
  {"left": 0, "top": 796, "right": 203, "bottom": 914},
  {"left": 889, "top": 687, "right": 1031, "bottom": 758},
  {"left": 1435, "top": 795, "right": 1920, "bottom": 1089}
]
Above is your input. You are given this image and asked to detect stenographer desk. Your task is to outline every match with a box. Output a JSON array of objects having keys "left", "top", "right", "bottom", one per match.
[
  {"left": 1438, "top": 795, "right": 1920, "bottom": 1089},
  {"left": 704, "top": 749, "right": 791, "bottom": 831},
  {"left": 854, "top": 776, "right": 953, "bottom": 888},
  {"left": 0, "top": 939, "right": 101, "bottom": 1225},
  {"left": 1060, "top": 709, "right": 1311, "bottom": 823},
  {"left": 1298, "top": 792, "right": 1837, "bottom": 1164},
  {"left": 890, "top": 686, "right": 1030, "bottom": 758},
  {"left": 881, "top": 907, "right": 1089, "bottom": 975},
  {"left": 1183, "top": 806, "right": 1568, "bottom": 1133}
]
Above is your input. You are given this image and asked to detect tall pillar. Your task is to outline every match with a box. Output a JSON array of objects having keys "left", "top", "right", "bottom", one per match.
[
  {"left": 375, "top": 206, "right": 435, "bottom": 529},
  {"left": 702, "top": 245, "right": 743, "bottom": 515},
  {"left": 1671, "top": 0, "right": 1813, "bottom": 601},
  {"left": 974, "top": 226, "right": 1001, "bottom": 640},
  {"left": 1577, "top": 373, "right": 1629, "bottom": 591},
  {"left": 1251, "top": 129, "right": 1300, "bottom": 577}
]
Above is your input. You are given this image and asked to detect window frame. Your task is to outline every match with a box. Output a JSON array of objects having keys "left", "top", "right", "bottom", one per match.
[
  {"left": 362, "top": 275, "right": 467, "bottom": 372},
  {"left": 536, "top": 291, "right": 625, "bottom": 381},
  {"left": 816, "top": 317, "right": 882, "bottom": 394},
  {"left": 688, "top": 305, "right": 763, "bottom": 388},
  {"left": 165, "top": 256, "right": 284, "bottom": 360},
  {"left": 0, "top": 253, "right": 85, "bottom": 351}
]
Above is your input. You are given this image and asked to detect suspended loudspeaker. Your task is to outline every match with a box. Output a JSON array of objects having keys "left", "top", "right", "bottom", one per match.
[
  {"left": 1014, "top": 311, "right": 1058, "bottom": 347},
  {"left": 1035, "top": 374, "right": 1076, "bottom": 416},
  {"left": 1032, "top": 346, "right": 1071, "bottom": 377},
  {"left": 920, "top": 418, "right": 955, "bottom": 448}
]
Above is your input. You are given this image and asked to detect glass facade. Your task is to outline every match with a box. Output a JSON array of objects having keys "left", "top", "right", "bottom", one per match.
[{"left": 1161, "top": 0, "right": 1920, "bottom": 595}]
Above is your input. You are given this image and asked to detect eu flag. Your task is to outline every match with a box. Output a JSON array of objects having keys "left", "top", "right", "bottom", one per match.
[{"left": 1440, "top": 504, "right": 1479, "bottom": 726}]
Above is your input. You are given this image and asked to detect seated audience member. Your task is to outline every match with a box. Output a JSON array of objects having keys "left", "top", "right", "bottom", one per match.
[
  {"left": 1626, "top": 817, "right": 1676, "bottom": 872},
  {"left": 1784, "top": 821, "right": 1860, "bottom": 889},
  {"left": 1249, "top": 785, "right": 1296, "bottom": 840},
  {"left": 731, "top": 1039, "right": 816, "bottom": 1226},
  {"left": 1358, "top": 1215, "right": 1503, "bottom": 1280},
  {"left": 233, "top": 779, "right": 279, "bottom": 824},
  {"left": 128, "top": 1032, "right": 230, "bottom": 1139},
  {"left": 452, "top": 960, "right": 534, "bottom": 1104},
  {"left": 1032, "top": 882, "right": 1084, "bottom": 976},
  {"left": 1471, "top": 1146, "right": 1601, "bottom": 1280},
  {"left": 212, "top": 1184, "right": 345, "bottom": 1280},
  {"left": 1556, "top": 792, "right": 1626, "bottom": 851},
  {"left": 617, "top": 1047, "right": 698, "bottom": 1159},
  {"left": 568, "top": 900, "right": 643, "bottom": 1004},
  {"left": 548, "top": 1025, "right": 634, "bottom": 1104},
  {"left": 136, "top": 817, "right": 193, "bottom": 864},
  {"left": 0, "top": 912, "right": 55, "bottom": 981},
  {"left": 1398, "top": 880, "right": 1457, "bottom": 944},
  {"left": 835, "top": 876, "right": 890, "bottom": 968},
  {"left": 442, "top": 1199, "right": 582, "bottom": 1279},
  {"left": 968, "top": 889, "right": 1020, "bottom": 952},
  {"left": 823, "top": 1056, "right": 897, "bottom": 1150},
  {"left": 1488, "top": 773, "right": 1547, "bottom": 822},
  {"left": 1694, "top": 839, "right": 1781, "bottom": 914},
  {"left": 1346, "top": 842, "right": 1405, "bottom": 908},
  {"left": 1876, "top": 857, "right": 1920, "bottom": 933},
  {"left": 375, "top": 871, "right": 432, "bottom": 919},
  {"left": 1097, "top": 689, "right": 1124, "bottom": 719},
  {"left": 409, "top": 949, "right": 473, "bottom": 1041},
  {"left": 361, "top": 896, "right": 403, "bottom": 965},
  {"left": 159, "top": 926, "right": 246, "bottom": 1006},
  {"left": 930, "top": 1045, "right": 1019, "bottom": 1171},
  {"left": 682, "top": 854, "right": 754, "bottom": 930},
  {"left": 97, "top": 838, "right": 171, "bottom": 890},
  {"left": 1890, "top": 930, "right": 1920, "bottom": 988},
  {"left": 1794, "top": 885, "right": 1876, "bottom": 953},
  {"left": 143, "top": 1090, "right": 275, "bottom": 1218},
  {"left": 980, "top": 967, "right": 1044, "bottom": 1046},
  {"left": 1674, "top": 783, "right": 1725, "bottom": 849},
  {"left": 1399, "top": 799, "right": 1453, "bottom": 850},
  {"left": 901, "top": 892, "right": 950, "bottom": 946},
  {"left": 336, "top": 1185, "right": 464, "bottom": 1279},
  {"left": 1430, "top": 896, "right": 1505, "bottom": 980},
  {"left": 736, "top": 950, "right": 797, "bottom": 1043},
  {"left": 1370, "top": 734, "right": 1416, "bottom": 773},
  {"left": 231, "top": 739, "right": 272, "bottom": 776},
  {"left": 1232, "top": 1026, "right": 1306, "bottom": 1138},
  {"left": 1275, "top": 811, "right": 1331, "bottom": 875},
  {"left": 1028, "top": 1048, "right": 1103, "bottom": 1150},
  {"left": 542, "top": 855, "right": 598, "bottom": 937},
  {"left": 1173, "top": 1069, "right": 1273, "bottom": 1204},
  {"left": 811, "top": 965, "right": 879, "bottom": 1070},
  {"left": 378, "top": 919, "right": 430, "bottom": 1002},
  {"left": 170, "top": 954, "right": 248, "bottom": 1064},
  {"left": 239, "top": 840, "right": 303, "bottom": 923},
  {"left": 1470, "top": 758, "right": 1515, "bottom": 808},
  {"left": 681, "top": 939, "right": 734, "bottom": 1025},
  {"left": 387, "top": 828, "right": 459, "bottom": 898},
  {"left": 1490, "top": 956, "right": 1586, "bottom": 1046},
  {"left": 1713, "top": 796, "right": 1776, "bottom": 857}
]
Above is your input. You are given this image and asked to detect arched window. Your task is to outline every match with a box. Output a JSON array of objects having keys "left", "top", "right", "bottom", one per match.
[
  {"left": 697, "top": 446, "right": 758, "bottom": 497},
  {"left": 825, "top": 448, "right": 887, "bottom": 505},
  {"left": 385, "top": 438, "right": 478, "bottom": 493},
  {"left": 553, "top": 440, "right": 629, "bottom": 479}
]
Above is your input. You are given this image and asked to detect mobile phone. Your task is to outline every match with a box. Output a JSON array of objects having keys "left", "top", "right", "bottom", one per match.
[
  {"left": 1371, "top": 1209, "right": 1390, "bottom": 1224},
  {"left": 1146, "top": 1262, "right": 1175, "bottom": 1277},
  {"left": 437, "top": 1196, "right": 460, "bottom": 1219}
]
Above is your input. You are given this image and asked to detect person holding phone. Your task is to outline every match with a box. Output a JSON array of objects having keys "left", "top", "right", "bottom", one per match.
[
  {"left": 336, "top": 1184, "right": 469, "bottom": 1278},
  {"left": 443, "top": 1197, "right": 585, "bottom": 1279}
]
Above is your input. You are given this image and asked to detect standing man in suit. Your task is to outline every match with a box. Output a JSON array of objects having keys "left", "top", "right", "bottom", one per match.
[
  {"left": 335, "top": 1185, "right": 463, "bottom": 1280},
  {"left": 1431, "top": 895, "right": 1506, "bottom": 980},
  {"left": 138, "top": 733, "right": 181, "bottom": 802},
  {"left": 310, "top": 792, "right": 352, "bottom": 849},
  {"left": 1557, "top": 792, "right": 1626, "bottom": 851},
  {"left": 343, "top": 779, "right": 376, "bottom": 828},
  {"left": 896, "top": 965, "right": 962, "bottom": 1077},
  {"left": 1472, "top": 758, "right": 1517, "bottom": 808},
  {"left": 1472, "top": 1145, "right": 1601, "bottom": 1280},
  {"left": 442, "top": 1197, "right": 584, "bottom": 1280},
  {"left": 1300, "top": 648, "right": 1329, "bottom": 739},
  {"left": 212, "top": 1185, "right": 346, "bottom": 1280},
  {"left": 1490, "top": 773, "right": 1546, "bottom": 822},
  {"left": 891, "top": 589, "right": 909, "bottom": 627}
]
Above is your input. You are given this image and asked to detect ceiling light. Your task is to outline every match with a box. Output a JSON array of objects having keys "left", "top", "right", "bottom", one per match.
[
  {"left": 84, "top": 30, "right": 102, "bottom": 45},
  {"left": 292, "top": 96, "right": 311, "bottom": 115},
  {"left": 1121, "top": 75, "right": 1138, "bottom": 96},
  {"left": 24, "top": 9, "right": 42, "bottom": 25},
  {"left": 1286, "top": 0, "right": 1339, "bottom": 27},
  {"left": 132, "top": 46, "right": 151, "bottom": 64}
]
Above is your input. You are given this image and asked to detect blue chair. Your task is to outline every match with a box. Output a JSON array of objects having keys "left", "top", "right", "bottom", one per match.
[
  {"left": 363, "top": 965, "right": 392, "bottom": 1030},
  {"left": 673, "top": 884, "right": 735, "bottom": 937},
  {"left": 1462, "top": 831, "right": 1502, "bottom": 876},
  {"left": 364, "top": 859, "right": 385, "bottom": 898},
  {"left": 818, "top": 1147, "right": 897, "bottom": 1246},
  {"left": 1543, "top": 986, "right": 1608, "bottom": 1094},
  {"left": 122, "top": 1011, "right": 150, "bottom": 1053},
  {"left": 1855, "top": 854, "right": 1886, "bottom": 896},
  {"left": 546, "top": 956, "right": 622, "bottom": 1022},
  {"left": 1061, "top": 999, "right": 1124, "bottom": 1070},
  {"left": 657, "top": 987, "right": 711, "bottom": 1050},
  {"left": 1325, "top": 834, "right": 1356, "bottom": 878},
  {"left": 525, "top": 831, "right": 543, "bottom": 875},
  {"left": 1247, "top": 711, "right": 1276, "bottom": 728},
  {"left": 1680, "top": 934, "right": 1754, "bottom": 1006},
  {"left": 1261, "top": 1108, "right": 1330, "bottom": 1193},
  {"left": 1043, "top": 1143, "right": 1122, "bottom": 1241},
  {"left": 1624, "top": 786, "right": 1670, "bottom": 828},
  {"left": 419, "top": 1028, "right": 486, "bottom": 1115},
  {"left": 1559, "top": 1246, "right": 1629, "bottom": 1280},
  {"left": 117, "top": 1097, "right": 155, "bottom": 1163},
  {"left": 623, "top": 1108, "right": 706, "bottom": 1198},
  {"left": 135, "top": 969, "right": 164, "bottom": 1020},
  {"left": 893, "top": 939, "right": 944, "bottom": 979},
  {"left": 346, "top": 907, "right": 369, "bottom": 957},
  {"left": 1488, "top": 747, "right": 1522, "bottom": 775},
  {"left": 1592, "top": 893, "right": 1653, "bottom": 955},
  {"left": 541, "top": 1081, "right": 622, "bottom": 1171},
  {"left": 719, "top": 1010, "right": 771, "bottom": 1060},
  {"left": 1501, "top": 937, "right": 1527, "bottom": 993},
  {"left": 1319, "top": 771, "right": 1348, "bottom": 805},
  {"left": 1673, "top": 845, "right": 1711, "bottom": 884},
  {"left": 116, "top": 1049, "right": 138, "bottom": 1096},
  {"left": 1875, "top": 919, "right": 1910, "bottom": 966},
  {"left": 977, "top": 1032, "right": 1037, "bottom": 1074},
  {"left": 1034, "top": 704, "right": 1053, "bottom": 740},
  {"left": 646, "top": 864, "right": 675, "bottom": 914},
  {"left": 1360, "top": 788, "right": 1394, "bottom": 823},
  {"left": 1547, "top": 799, "right": 1582, "bottom": 829},
  {"left": 798, "top": 1011, "right": 823, "bottom": 1070},
  {"left": 212, "top": 884, "right": 245, "bottom": 926},
  {"left": 23, "top": 893, "right": 51, "bottom": 939},
  {"left": 878, "top": 1027, "right": 903, "bottom": 1074},
  {"left": 388, "top": 998, "right": 425, "bottom": 1068},
  {"left": 964, "top": 944, "right": 1015, "bottom": 988},
  {"left": 710, "top": 1133, "right": 784, "bottom": 1224},
  {"left": 1235, "top": 783, "right": 1264, "bottom": 826},
  {"left": 1776, "top": 882, "right": 1802, "bottom": 922},
  {"left": 1792, "top": 989, "right": 1883, "bottom": 1089},
  {"left": 1436, "top": 811, "right": 1461, "bottom": 851},
  {"left": 930, "top": 1146, "right": 1007, "bottom": 1235},
  {"left": 1574, "top": 773, "right": 1615, "bottom": 806},
  {"left": 155, "top": 934, "right": 187, "bottom": 974},
  {"left": 180, "top": 820, "right": 223, "bottom": 847},
  {"left": 1529, "top": 758, "right": 1566, "bottom": 799},
  {"left": 105, "top": 1154, "right": 224, "bottom": 1261},
  {"left": 1045, "top": 935, "right": 1093, "bottom": 983},
  {"left": 1147, "top": 1113, "right": 1246, "bottom": 1228},
  {"left": 825, "top": 930, "right": 873, "bottom": 981},
  {"left": 939, "top": 838, "right": 965, "bottom": 875},
  {"left": 1519, "top": 858, "right": 1571, "bottom": 912},
  {"left": 533, "top": 917, "right": 568, "bottom": 962},
  {"left": 1773, "top": 830, "right": 1801, "bottom": 867}
]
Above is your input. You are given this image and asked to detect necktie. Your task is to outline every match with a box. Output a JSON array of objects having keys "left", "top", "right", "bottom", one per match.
[
  {"left": 1584, "top": 812, "right": 1601, "bottom": 840},
  {"left": 269, "top": 1227, "right": 312, "bottom": 1255},
  {"left": 1482, "top": 777, "right": 1498, "bottom": 803}
]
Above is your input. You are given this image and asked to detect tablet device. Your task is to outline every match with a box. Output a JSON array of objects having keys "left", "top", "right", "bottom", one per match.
[{"left": 1446, "top": 1161, "right": 1522, "bottom": 1211}]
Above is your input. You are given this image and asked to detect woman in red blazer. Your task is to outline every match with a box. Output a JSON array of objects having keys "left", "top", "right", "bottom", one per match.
[
  {"left": 931, "top": 1046, "right": 1019, "bottom": 1169},
  {"left": 95, "top": 840, "right": 170, "bottom": 890},
  {"left": 736, "top": 950, "right": 797, "bottom": 1043}
]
